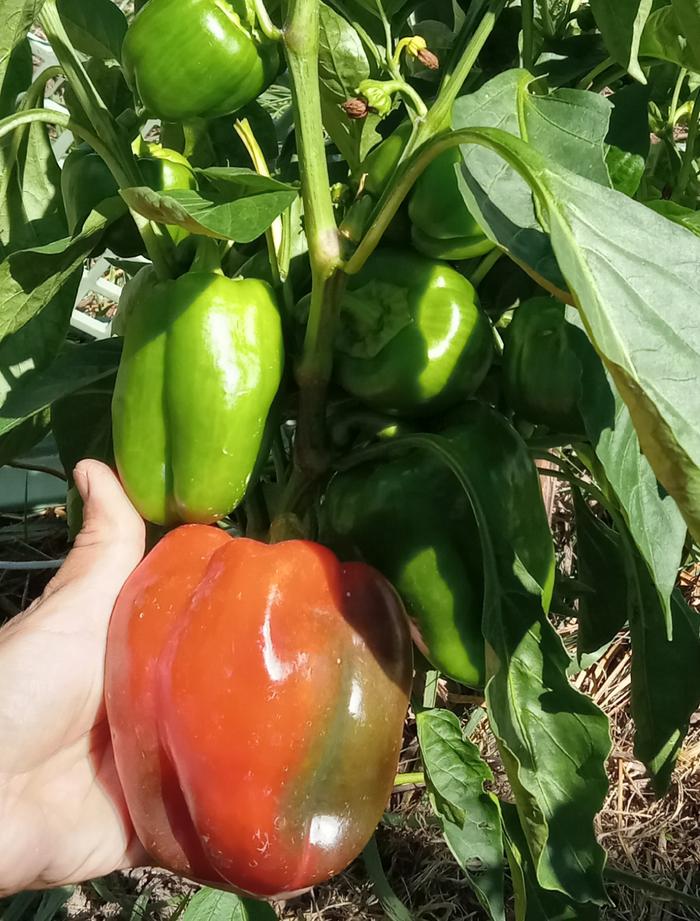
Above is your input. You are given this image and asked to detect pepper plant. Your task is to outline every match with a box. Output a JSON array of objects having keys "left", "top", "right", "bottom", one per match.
[{"left": 2, "top": 0, "right": 700, "bottom": 916}]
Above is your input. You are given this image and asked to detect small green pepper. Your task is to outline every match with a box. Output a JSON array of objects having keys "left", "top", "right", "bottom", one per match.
[
  {"left": 122, "top": 0, "right": 280, "bottom": 121},
  {"left": 408, "top": 147, "right": 495, "bottom": 261},
  {"left": 333, "top": 248, "right": 494, "bottom": 416}
]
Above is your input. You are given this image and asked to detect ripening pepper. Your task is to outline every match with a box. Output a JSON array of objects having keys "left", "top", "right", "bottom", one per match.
[
  {"left": 502, "top": 296, "right": 595, "bottom": 434},
  {"left": 105, "top": 527, "right": 412, "bottom": 897},
  {"left": 332, "top": 248, "right": 494, "bottom": 415},
  {"left": 121, "top": 0, "right": 280, "bottom": 122},
  {"left": 408, "top": 147, "right": 495, "bottom": 261},
  {"left": 112, "top": 270, "right": 283, "bottom": 525},
  {"left": 320, "top": 452, "right": 485, "bottom": 687},
  {"left": 60, "top": 143, "right": 196, "bottom": 256}
]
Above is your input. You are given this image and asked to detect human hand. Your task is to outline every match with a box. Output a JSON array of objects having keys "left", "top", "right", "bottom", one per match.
[{"left": 0, "top": 460, "right": 147, "bottom": 896}]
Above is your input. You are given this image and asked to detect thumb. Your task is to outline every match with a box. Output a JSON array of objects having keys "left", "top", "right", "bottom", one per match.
[{"left": 45, "top": 460, "right": 146, "bottom": 601}]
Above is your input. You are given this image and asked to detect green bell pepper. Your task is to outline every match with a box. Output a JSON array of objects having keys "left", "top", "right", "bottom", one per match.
[
  {"left": 320, "top": 451, "right": 485, "bottom": 687},
  {"left": 60, "top": 142, "right": 196, "bottom": 256},
  {"left": 122, "top": 0, "right": 280, "bottom": 122},
  {"left": 408, "top": 147, "right": 495, "bottom": 261},
  {"left": 333, "top": 248, "right": 494, "bottom": 415},
  {"left": 502, "top": 296, "right": 596, "bottom": 434},
  {"left": 112, "top": 269, "right": 284, "bottom": 526}
]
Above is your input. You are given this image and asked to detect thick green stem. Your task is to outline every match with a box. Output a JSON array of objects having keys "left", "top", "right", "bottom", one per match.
[
  {"left": 393, "top": 772, "right": 425, "bottom": 787},
  {"left": 668, "top": 67, "right": 687, "bottom": 128},
  {"left": 284, "top": 0, "right": 343, "bottom": 478}
]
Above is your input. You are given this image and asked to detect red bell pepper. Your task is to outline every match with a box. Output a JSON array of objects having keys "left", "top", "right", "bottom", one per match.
[{"left": 105, "top": 526, "right": 412, "bottom": 897}]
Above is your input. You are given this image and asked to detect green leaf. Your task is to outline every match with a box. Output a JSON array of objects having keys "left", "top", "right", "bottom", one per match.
[
  {"left": 181, "top": 887, "right": 276, "bottom": 921},
  {"left": 121, "top": 170, "right": 298, "bottom": 244},
  {"left": 318, "top": 1, "right": 380, "bottom": 172},
  {"left": 590, "top": 0, "right": 654, "bottom": 82},
  {"left": 0, "top": 0, "right": 43, "bottom": 91},
  {"left": 0, "top": 338, "right": 122, "bottom": 438},
  {"left": 646, "top": 198, "right": 700, "bottom": 236},
  {"left": 630, "top": 577, "right": 700, "bottom": 794},
  {"left": 476, "top": 126, "right": 700, "bottom": 544},
  {"left": 569, "top": 308, "right": 686, "bottom": 631},
  {"left": 56, "top": 0, "right": 128, "bottom": 61},
  {"left": 640, "top": 5, "right": 700, "bottom": 70},
  {"left": 362, "top": 838, "right": 413, "bottom": 921},
  {"left": 0, "top": 36, "right": 32, "bottom": 118},
  {"left": 671, "top": 0, "right": 700, "bottom": 65},
  {"left": 453, "top": 70, "right": 612, "bottom": 295},
  {"left": 435, "top": 407, "right": 609, "bottom": 903},
  {"left": 572, "top": 488, "right": 630, "bottom": 657},
  {"left": 0, "top": 211, "right": 110, "bottom": 343},
  {"left": 502, "top": 803, "right": 600, "bottom": 920},
  {"left": 51, "top": 377, "right": 114, "bottom": 483},
  {"left": 417, "top": 708, "right": 505, "bottom": 921}
]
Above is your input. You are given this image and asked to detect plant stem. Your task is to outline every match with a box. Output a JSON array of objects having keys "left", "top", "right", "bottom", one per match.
[
  {"left": 676, "top": 86, "right": 700, "bottom": 202},
  {"left": 668, "top": 67, "right": 687, "bottom": 129},
  {"left": 251, "top": 0, "right": 282, "bottom": 41},
  {"left": 422, "top": 0, "right": 507, "bottom": 139},
  {"left": 576, "top": 55, "right": 614, "bottom": 91},
  {"left": 284, "top": 0, "right": 343, "bottom": 478},
  {"left": 470, "top": 247, "right": 503, "bottom": 287},
  {"left": 394, "top": 772, "right": 425, "bottom": 787},
  {"left": 521, "top": 0, "right": 535, "bottom": 72},
  {"left": 234, "top": 117, "right": 283, "bottom": 286}
]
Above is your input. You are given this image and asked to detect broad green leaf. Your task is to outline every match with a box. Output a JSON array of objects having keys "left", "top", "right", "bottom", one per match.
[
  {"left": 471, "top": 126, "right": 700, "bottom": 543},
  {"left": 630, "top": 576, "right": 700, "bottom": 794},
  {"left": 572, "top": 488, "right": 630, "bottom": 657},
  {"left": 0, "top": 36, "right": 31, "bottom": 117},
  {"left": 569, "top": 309, "right": 686, "bottom": 630},
  {"left": 545, "top": 182, "right": 700, "bottom": 544},
  {"left": 672, "top": 0, "right": 700, "bottom": 64},
  {"left": 486, "top": 590, "right": 609, "bottom": 903},
  {"left": 51, "top": 378, "right": 114, "bottom": 481},
  {"left": 121, "top": 171, "right": 298, "bottom": 244},
  {"left": 181, "top": 887, "right": 276, "bottom": 921},
  {"left": 0, "top": 0, "right": 43, "bottom": 90},
  {"left": 0, "top": 338, "right": 122, "bottom": 438},
  {"left": 439, "top": 407, "right": 609, "bottom": 903},
  {"left": 0, "top": 204, "right": 113, "bottom": 342},
  {"left": 502, "top": 803, "right": 600, "bottom": 920},
  {"left": 417, "top": 708, "right": 505, "bottom": 921},
  {"left": 318, "top": 1, "right": 380, "bottom": 171},
  {"left": 56, "top": 0, "right": 128, "bottom": 61},
  {"left": 590, "top": 0, "right": 653, "bottom": 82},
  {"left": 640, "top": 5, "right": 700, "bottom": 70},
  {"left": 453, "top": 70, "right": 611, "bottom": 295},
  {"left": 646, "top": 199, "right": 700, "bottom": 236}
]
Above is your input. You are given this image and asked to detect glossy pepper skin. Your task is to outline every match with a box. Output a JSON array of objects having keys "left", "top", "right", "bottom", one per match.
[
  {"left": 122, "top": 0, "right": 280, "bottom": 122},
  {"left": 105, "top": 527, "right": 412, "bottom": 897},
  {"left": 502, "top": 296, "right": 592, "bottom": 434},
  {"left": 112, "top": 272, "right": 283, "bottom": 525},
  {"left": 60, "top": 143, "right": 196, "bottom": 256},
  {"left": 333, "top": 248, "right": 494, "bottom": 416},
  {"left": 408, "top": 148, "right": 495, "bottom": 261},
  {"left": 320, "top": 454, "right": 485, "bottom": 687},
  {"left": 360, "top": 122, "right": 413, "bottom": 198}
]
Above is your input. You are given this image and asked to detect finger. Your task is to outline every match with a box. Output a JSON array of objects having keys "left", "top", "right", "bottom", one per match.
[{"left": 45, "top": 460, "right": 146, "bottom": 600}]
